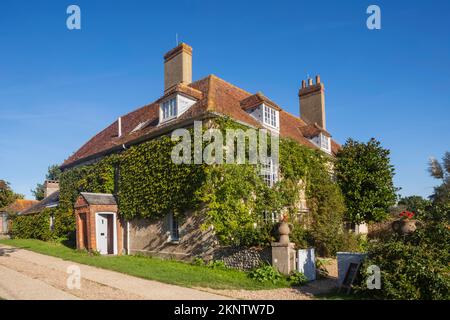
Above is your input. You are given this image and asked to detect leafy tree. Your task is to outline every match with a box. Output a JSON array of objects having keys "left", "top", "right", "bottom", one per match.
[
  {"left": 429, "top": 152, "right": 450, "bottom": 205},
  {"left": 31, "top": 164, "right": 62, "bottom": 200},
  {"left": 335, "top": 138, "right": 397, "bottom": 224},
  {"left": 0, "top": 180, "right": 23, "bottom": 209}
]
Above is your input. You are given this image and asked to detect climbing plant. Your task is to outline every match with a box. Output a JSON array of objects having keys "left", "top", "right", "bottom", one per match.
[
  {"left": 56, "top": 117, "right": 349, "bottom": 255},
  {"left": 10, "top": 207, "right": 75, "bottom": 241}
]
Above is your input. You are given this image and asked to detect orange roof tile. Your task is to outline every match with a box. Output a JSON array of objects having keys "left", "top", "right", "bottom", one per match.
[
  {"left": 1, "top": 199, "right": 39, "bottom": 213},
  {"left": 61, "top": 75, "right": 340, "bottom": 169}
]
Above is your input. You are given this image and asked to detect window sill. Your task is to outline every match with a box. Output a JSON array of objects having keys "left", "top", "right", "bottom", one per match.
[
  {"left": 167, "top": 239, "right": 180, "bottom": 245},
  {"left": 262, "top": 123, "right": 280, "bottom": 132},
  {"left": 159, "top": 116, "right": 178, "bottom": 125}
]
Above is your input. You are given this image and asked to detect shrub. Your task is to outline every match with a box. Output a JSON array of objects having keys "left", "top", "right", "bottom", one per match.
[
  {"left": 11, "top": 210, "right": 53, "bottom": 241},
  {"left": 288, "top": 271, "right": 308, "bottom": 286},
  {"left": 357, "top": 216, "right": 450, "bottom": 300},
  {"left": 207, "top": 260, "right": 227, "bottom": 269},
  {"left": 53, "top": 209, "right": 76, "bottom": 238},
  {"left": 191, "top": 257, "right": 205, "bottom": 266},
  {"left": 248, "top": 265, "right": 282, "bottom": 284},
  {"left": 359, "top": 239, "right": 450, "bottom": 300},
  {"left": 10, "top": 208, "right": 75, "bottom": 241}
]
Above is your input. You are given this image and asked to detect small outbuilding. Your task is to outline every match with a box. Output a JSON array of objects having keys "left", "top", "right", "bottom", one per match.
[{"left": 74, "top": 192, "right": 123, "bottom": 255}]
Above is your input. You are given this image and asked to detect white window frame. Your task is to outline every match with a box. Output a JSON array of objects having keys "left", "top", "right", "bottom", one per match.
[
  {"left": 263, "top": 211, "right": 280, "bottom": 224},
  {"left": 161, "top": 97, "right": 177, "bottom": 122},
  {"left": 168, "top": 213, "right": 180, "bottom": 243},
  {"left": 262, "top": 104, "right": 278, "bottom": 129},
  {"left": 260, "top": 157, "right": 278, "bottom": 187},
  {"left": 319, "top": 134, "right": 331, "bottom": 153}
]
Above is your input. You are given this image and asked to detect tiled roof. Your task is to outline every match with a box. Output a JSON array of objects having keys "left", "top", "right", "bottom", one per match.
[
  {"left": 240, "top": 92, "right": 282, "bottom": 111},
  {"left": 80, "top": 193, "right": 117, "bottom": 206},
  {"left": 299, "top": 123, "right": 331, "bottom": 139},
  {"left": 20, "top": 192, "right": 59, "bottom": 216},
  {"left": 0, "top": 199, "right": 39, "bottom": 214},
  {"left": 61, "top": 75, "right": 340, "bottom": 169}
]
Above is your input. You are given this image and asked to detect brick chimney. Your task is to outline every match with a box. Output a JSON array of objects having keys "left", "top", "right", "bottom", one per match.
[
  {"left": 44, "top": 180, "right": 59, "bottom": 198},
  {"left": 164, "top": 43, "right": 192, "bottom": 93},
  {"left": 299, "top": 75, "right": 326, "bottom": 129}
]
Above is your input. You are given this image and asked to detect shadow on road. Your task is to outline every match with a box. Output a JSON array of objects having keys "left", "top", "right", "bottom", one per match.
[
  {"left": 292, "top": 277, "right": 338, "bottom": 297},
  {"left": 0, "top": 247, "right": 20, "bottom": 257}
]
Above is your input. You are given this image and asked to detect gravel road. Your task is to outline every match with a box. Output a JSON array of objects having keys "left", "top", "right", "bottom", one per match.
[{"left": 0, "top": 244, "right": 228, "bottom": 300}]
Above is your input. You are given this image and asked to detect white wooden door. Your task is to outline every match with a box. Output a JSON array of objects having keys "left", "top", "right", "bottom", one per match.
[{"left": 96, "top": 214, "right": 109, "bottom": 254}]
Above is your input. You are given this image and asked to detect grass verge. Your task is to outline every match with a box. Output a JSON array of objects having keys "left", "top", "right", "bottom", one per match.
[{"left": 0, "top": 239, "right": 289, "bottom": 290}]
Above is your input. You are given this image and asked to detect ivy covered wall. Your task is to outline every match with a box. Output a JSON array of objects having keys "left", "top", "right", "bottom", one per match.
[{"left": 54, "top": 117, "right": 349, "bottom": 256}]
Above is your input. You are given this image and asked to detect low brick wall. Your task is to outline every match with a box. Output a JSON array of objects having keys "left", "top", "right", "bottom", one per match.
[{"left": 213, "top": 246, "right": 271, "bottom": 271}]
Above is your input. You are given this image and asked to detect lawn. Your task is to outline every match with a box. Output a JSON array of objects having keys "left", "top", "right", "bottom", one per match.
[{"left": 0, "top": 239, "right": 289, "bottom": 290}]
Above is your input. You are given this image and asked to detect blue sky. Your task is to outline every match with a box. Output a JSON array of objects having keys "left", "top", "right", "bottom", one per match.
[{"left": 0, "top": 0, "right": 449, "bottom": 199}]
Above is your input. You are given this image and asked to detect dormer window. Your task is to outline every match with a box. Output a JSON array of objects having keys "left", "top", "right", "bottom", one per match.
[
  {"left": 241, "top": 93, "right": 281, "bottom": 132},
  {"left": 313, "top": 133, "right": 331, "bottom": 153},
  {"left": 162, "top": 97, "right": 177, "bottom": 120},
  {"left": 263, "top": 104, "right": 278, "bottom": 128},
  {"left": 320, "top": 133, "right": 330, "bottom": 151},
  {"left": 160, "top": 94, "right": 197, "bottom": 124}
]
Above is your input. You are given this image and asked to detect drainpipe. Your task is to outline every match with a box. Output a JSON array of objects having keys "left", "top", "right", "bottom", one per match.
[{"left": 127, "top": 221, "right": 131, "bottom": 255}]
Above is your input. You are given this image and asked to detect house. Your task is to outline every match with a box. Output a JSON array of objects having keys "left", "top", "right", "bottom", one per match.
[
  {"left": 20, "top": 180, "right": 60, "bottom": 216},
  {"left": 0, "top": 199, "right": 39, "bottom": 235},
  {"left": 61, "top": 43, "right": 340, "bottom": 259}
]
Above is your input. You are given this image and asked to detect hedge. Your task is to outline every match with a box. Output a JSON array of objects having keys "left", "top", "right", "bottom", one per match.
[{"left": 10, "top": 208, "right": 75, "bottom": 241}]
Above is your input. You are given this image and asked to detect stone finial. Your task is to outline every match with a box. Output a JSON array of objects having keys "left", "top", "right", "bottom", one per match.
[{"left": 278, "top": 221, "right": 291, "bottom": 245}]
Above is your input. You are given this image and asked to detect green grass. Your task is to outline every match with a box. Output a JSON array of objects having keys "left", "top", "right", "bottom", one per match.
[{"left": 0, "top": 239, "right": 289, "bottom": 290}]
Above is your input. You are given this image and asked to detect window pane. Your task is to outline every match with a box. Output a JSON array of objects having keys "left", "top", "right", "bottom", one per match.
[{"left": 162, "top": 98, "right": 177, "bottom": 119}]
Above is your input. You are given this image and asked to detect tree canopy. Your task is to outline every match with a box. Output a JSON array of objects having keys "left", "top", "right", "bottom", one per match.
[
  {"left": 429, "top": 152, "right": 450, "bottom": 205},
  {"left": 0, "top": 180, "right": 24, "bottom": 209},
  {"left": 335, "top": 138, "right": 397, "bottom": 224}
]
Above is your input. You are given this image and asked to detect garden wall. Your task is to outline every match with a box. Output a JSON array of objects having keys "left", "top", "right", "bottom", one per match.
[{"left": 213, "top": 246, "right": 272, "bottom": 271}]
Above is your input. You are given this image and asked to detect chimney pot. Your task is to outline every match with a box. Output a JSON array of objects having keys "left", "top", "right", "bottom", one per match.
[
  {"left": 308, "top": 78, "right": 313, "bottom": 86},
  {"left": 302, "top": 80, "right": 306, "bottom": 88},
  {"left": 315, "top": 75, "right": 321, "bottom": 84}
]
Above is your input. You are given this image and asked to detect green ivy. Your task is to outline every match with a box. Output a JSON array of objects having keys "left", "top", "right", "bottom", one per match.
[
  {"left": 119, "top": 136, "right": 205, "bottom": 219},
  {"left": 10, "top": 208, "right": 75, "bottom": 241},
  {"left": 11, "top": 209, "right": 52, "bottom": 240},
  {"left": 56, "top": 117, "right": 349, "bottom": 255}
]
